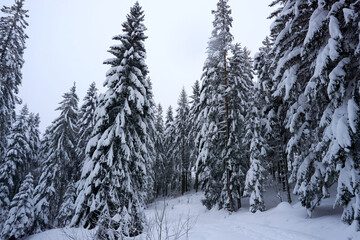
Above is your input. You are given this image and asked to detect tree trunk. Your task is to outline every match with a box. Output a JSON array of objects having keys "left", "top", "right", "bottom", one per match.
[
  {"left": 195, "top": 171, "right": 199, "bottom": 192},
  {"left": 281, "top": 120, "right": 292, "bottom": 204},
  {"left": 237, "top": 187, "right": 242, "bottom": 209},
  {"left": 283, "top": 157, "right": 292, "bottom": 203}
]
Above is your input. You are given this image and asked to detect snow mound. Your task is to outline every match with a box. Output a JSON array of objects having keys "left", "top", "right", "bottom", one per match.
[
  {"left": 26, "top": 228, "right": 95, "bottom": 240},
  {"left": 273, "top": 202, "right": 293, "bottom": 211}
]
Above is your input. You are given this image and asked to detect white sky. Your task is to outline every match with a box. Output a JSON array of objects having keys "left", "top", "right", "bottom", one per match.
[{"left": 6, "top": 0, "right": 273, "bottom": 132}]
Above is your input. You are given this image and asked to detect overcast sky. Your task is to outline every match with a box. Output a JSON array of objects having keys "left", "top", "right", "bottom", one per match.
[{"left": 6, "top": 0, "right": 273, "bottom": 132}]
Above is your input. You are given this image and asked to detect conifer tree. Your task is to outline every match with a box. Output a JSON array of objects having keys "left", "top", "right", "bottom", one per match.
[
  {"left": 77, "top": 82, "right": 98, "bottom": 172},
  {"left": 153, "top": 103, "right": 166, "bottom": 197},
  {"left": 72, "top": 3, "right": 153, "bottom": 237},
  {"left": 0, "top": 0, "right": 28, "bottom": 159},
  {"left": 269, "top": 1, "right": 360, "bottom": 226},
  {"left": 253, "top": 36, "right": 274, "bottom": 175},
  {"left": 173, "top": 88, "right": 192, "bottom": 194},
  {"left": 219, "top": 43, "right": 253, "bottom": 210},
  {"left": 1, "top": 173, "right": 34, "bottom": 240},
  {"left": 196, "top": 0, "right": 234, "bottom": 211},
  {"left": 244, "top": 83, "right": 267, "bottom": 213},
  {"left": 27, "top": 113, "right": 41, "bottom": 175},
  {"left": 190, "top": 80, "right": 201, "bottom": 192},
  {"left": 301, "top": 0, "right": 360, "bottom": 226},
  {"left": 34, "top": 84, "right": 79, "bottom": 231},
  {"left": 56, "top": 181, "right": 76, "bottom": 228},
  {"left": 0, "top": 105, "right": 30, "bottom": 228},
  {"left": 143, "top": 77, "right": 156, "bottom": 202},
  {"left": 268, "top": 0, "right": 314, "bottom": 205},
  {"left": 163, "top": 106, "right": 176, "bottom": 195},
  {"left": 197, "top": 0, "right": 253, "bottom": 211}
]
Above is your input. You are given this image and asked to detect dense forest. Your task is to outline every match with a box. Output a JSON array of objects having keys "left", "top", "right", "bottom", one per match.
[{"left": 0, "top": 0, "right": 360, "bottom": 239}]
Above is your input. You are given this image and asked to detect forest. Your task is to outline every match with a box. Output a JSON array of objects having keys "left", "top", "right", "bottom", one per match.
[{"left": 0, "top": 0, "right": 360, "bottom": 239}]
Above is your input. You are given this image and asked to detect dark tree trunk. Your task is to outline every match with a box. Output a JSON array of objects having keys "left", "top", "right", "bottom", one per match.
[{"left": 195, "top": 171, "right": 199, "bottom": 192}]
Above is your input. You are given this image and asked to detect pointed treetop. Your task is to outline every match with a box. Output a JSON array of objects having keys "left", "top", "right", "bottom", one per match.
[
  {"left": 178, "top": 88, "right": 188, "bottom": 106},
  {"left": 166, "top": 106, "right": 174, "bottom": 124},
  {"left": 20, "top": 104, "right": 29, "bottom": 117},
  {"left": 56, "top": 83, "right": 79, "bottom": 112},
  {"left": 211, "top": 0, "right": 233, "bottom": 43}
]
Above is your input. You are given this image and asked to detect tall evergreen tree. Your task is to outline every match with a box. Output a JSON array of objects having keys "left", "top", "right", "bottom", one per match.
[
  {"left": 173, "top": 88, "right": 192, "bottom": 194},
  {"left": 268, "top": 0, "right": 314, "bottom": 205},
  {"left": 163, "top": 106, "right": 176, "bottom": 195},
  {"left": 244, "top": 83, "right": 267, "bottom": 213},
  {"left": 301, "top": 0, "right": 360, "bottom": 226},
  {"left": 34, "top": 84, "right": 79, "bottom": 231},
  {"left": 197, "top": 0, "right": 252, "bottom": 212},
  {"left": 1, "top": 172, "right": 34, "bottom": 240},
  {"left": 196, "top": 0, "right": 234, "bottom": 211},
  {"left": 77, "top": 82, "right": 98, "bottom": 172},
  {"left": 72, "top": 2, "right": 154, "bottom": 237},
  {"left": 219, "top": 43, "right": 253, "bottom": 210},
  {"left": 189, "top": 80, "right": 201, "bottom": 192},
  {"left": 0, "top": 105, "right": 30, "bottom": 229},
  {"left": 0, "top": 0, "right": 28, "bottom": 159},
  {"left": 269, "top": 1, "right": 360, "bottom": 228},
  {"left": 253, "top": 36, "right": 276, "bottom": 183},
  {"left": 143, "top": 77, "right": 156, "bottom": 202},
  {"left": 153, "top": 103, "right": 166, "bottom": 197}
]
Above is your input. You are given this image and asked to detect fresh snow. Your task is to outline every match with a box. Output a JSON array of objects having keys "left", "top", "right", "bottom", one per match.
[{"left": 26, "top": 191, "right": 359, "bottom": 240}]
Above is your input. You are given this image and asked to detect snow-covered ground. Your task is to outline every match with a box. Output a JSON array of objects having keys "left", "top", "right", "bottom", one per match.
[{"left": 27, "top": 191, "right": 359, "bottom": 240}]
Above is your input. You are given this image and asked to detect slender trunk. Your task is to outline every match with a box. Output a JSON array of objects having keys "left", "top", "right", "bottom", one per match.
[
  {"left": 283, "top": 157, "right": 292, "bottom": 203},
  {"left": 195, "top": 171, "right": 199, "bottom": 192},
  {"left": 277, "top": 160, "right": 282, "bottom": 186},
  {"left": 237, "top": 187, "right": 242, "bottom": 209},
  {"left": 181, "top": 138, "right": 185, "bottom": 195},
  {"left": 271, "top": 160, "right": 276, "bottom": 180},
  {"left": 185, "top": 169, "right": 188, "bottom": 192},
  {"left": 281, "top": 118, "right": 292, "bottom": 204}
]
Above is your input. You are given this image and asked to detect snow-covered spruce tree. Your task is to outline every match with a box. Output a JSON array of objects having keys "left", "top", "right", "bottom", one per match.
[
  {"left": 1, "top": 172, "right": 34, "bottom": 240},
  {"left": 299, "top": 0, "right": 360, "bottom": 226},
  {"left": 0, "top": 0, "right": 28, "bottom": 159},
  {"left": 33, "top": 84, "right": 79, "bottom": 231},
  {"left": 253, "top": 36, "right": 275, "bottom": 179},
  {"left": 269, "top": 1, "right": 360, "bottom": 225},
  {"left": 268, "top": 0, "right": 317, "bottom": 205},
  {"left": 153, "top": 103, "right": 166, "bottom": 197},
  {"left": 0, "top": 105, "right": 30, "bottom": 229},
  {"left": 76, "top": 82, "right": 98, "bottom": 172},
  {"left": 243, "top": 83, "right": 267, "bottom": 213},
  {"left": 173, "top": 88, "right": 192, "bottom": 195},
  {"left": 189, "top": 80, "right": 201, "bottom": 192},
  {"left": 72, "top": 2, "right": 154, "bottom": 237},
  {"left": 6, "top": 105, "right": 31, "bottom": 193},
  {"left": 197, "top": 0, "right": 252, "bottom": 212},
  {"left": 56, "top": 180, "right": 76, "bottom": 228},
  {"left": 144, "top": 77, "right": 156, "bottom": 202},
  {"left": 27, "top": 113, "right": 41, "bottom": 176},
  {"left": 219, "top": 44, "right": 253, "bottom": 210},
  {"left": 163, "top": 106, "right": 176, "bottom": 195},
  {"left": 283, "top": 0, "right": 333, "bottom": 215}
]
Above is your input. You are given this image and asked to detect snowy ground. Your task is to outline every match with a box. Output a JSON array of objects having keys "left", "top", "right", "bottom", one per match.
[{"left": 27, "top": 191, "right": 359, "bottom": 240}]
